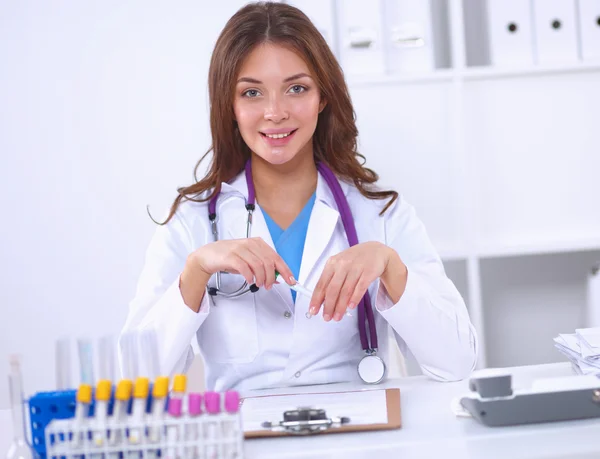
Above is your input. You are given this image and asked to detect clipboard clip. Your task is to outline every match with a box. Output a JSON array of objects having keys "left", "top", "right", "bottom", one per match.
[{"left": 261, "top": 407, "right": 351, "bottom": 435}]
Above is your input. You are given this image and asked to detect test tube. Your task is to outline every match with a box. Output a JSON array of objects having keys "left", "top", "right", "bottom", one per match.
[
  {"left": 98, "top": 335, "right": 117, "bottom": 383},
  {"left": 71, "top": 383, "right": 92, "bottom": 449},
  {"left": 93, "top": 335, "right": 116, "bottom": 449},
  {"left": 55, "top": 338, "right": 72, "bottom": 390},
  {"left": 6, "top": 355, "right": 34, "bottom": 459},
  {"left": 77, "top": 338, "right": 95, "bottom": 386},
  {"left": 120, "top": 332, "right": 140, "bottom": 382},
  {"left": 108, "top": 379, "right": 133, "bottom": 455},
  {"left": 186, "top": 394, "right": 202, "bottom": 459},
  {"left": 92, "top": 380, "right": 111, "bottom": 449},
  {"left": 166, "top": 397, "right": 183, "bottom": 459},
  {"left": 72, "top": 339, "right": 95, "bottom": 449},
  {"left": 129, "top": 376, "right": 150, "bottom": 447},
  {"left": 203, "top": 392, "right": 221, "bottom": 459},
  {"left": 140, "top": 329, "right": 165, "bottom": 448},
  {"left": 149, "top": 376, "right": 169, "bottom": 443},
  {"left": 223, "top": 391, "right": 240, "bottom": 459}
]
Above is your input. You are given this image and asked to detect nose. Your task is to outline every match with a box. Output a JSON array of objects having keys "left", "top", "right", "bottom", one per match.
[{"left": 263, "top": 95, "right": 289, "bottom": 123}]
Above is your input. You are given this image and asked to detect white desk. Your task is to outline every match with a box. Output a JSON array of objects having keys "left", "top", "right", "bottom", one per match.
[
  {"left": 242, "top": 363, "right": 600, "bottom": 459},
  {"left": 1, "top": 363, "right": 598, "bottom": 459}
]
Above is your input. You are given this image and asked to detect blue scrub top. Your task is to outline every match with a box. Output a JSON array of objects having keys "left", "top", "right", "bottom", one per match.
[{"left": 262, "top": 193, "right": 316, "bottom": 302}]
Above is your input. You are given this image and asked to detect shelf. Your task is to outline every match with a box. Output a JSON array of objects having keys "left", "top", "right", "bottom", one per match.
[
  {"left": 346, "top": 62, "right": 600, "bottom": 87},
  {"left": 476, "top": 237, "right": 600, "bottom": 259},
  {"left": 346, "top": 68, "right": 454, "bottom": 88},
  {"left": 462, "top": 61, "right": 600, "bottom": 81}
]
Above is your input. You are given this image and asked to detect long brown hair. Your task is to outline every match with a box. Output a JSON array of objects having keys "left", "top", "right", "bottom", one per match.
[{"left": 157, "top": 1, "right": 397, "bottom": 225}]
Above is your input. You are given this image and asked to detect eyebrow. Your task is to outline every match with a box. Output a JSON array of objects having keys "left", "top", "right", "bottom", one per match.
[{"left": 236, "top": 73, "right": 312, "bottom": 84}]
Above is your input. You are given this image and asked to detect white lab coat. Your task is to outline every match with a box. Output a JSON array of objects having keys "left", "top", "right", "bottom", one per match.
[{"left": 121, "top": 170, "right": 478, "bottom": 392}]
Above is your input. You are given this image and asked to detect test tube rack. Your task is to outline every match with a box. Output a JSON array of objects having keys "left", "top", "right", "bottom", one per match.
[{"left": 27, "top": 390, "right": 244, "bottom": 459}]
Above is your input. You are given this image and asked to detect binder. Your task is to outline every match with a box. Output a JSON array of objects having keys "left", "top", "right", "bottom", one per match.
[
  {"left": 577, "top": 0, "right": 600, "bottom": 61},
  {"left": 336, "top": 0, "right": 386, "bottom": 76},
  {"left": 487, "top": 0, "right": 535, "bottom": 66},
  {"left": 241, "top": 388, "right": 401, "bottom": 437},
  {"left": 532, "top": 0, "right": 579, "bottom": 64},
  {"left": 587, "top": 264, "right": 600, "bottom": 327},
  {"left": 382, "top": 0, "right": 435, "bottom": 74},
  {"left": 286, "top": 0, "right": 337, "bottom": 54}
]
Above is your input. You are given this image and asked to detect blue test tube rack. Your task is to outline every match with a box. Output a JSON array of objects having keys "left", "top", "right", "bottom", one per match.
[{"left": 27, "top": 388, "right": 156, "bottom": 459}]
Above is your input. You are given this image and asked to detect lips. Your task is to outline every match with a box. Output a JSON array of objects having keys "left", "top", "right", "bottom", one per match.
[{"left": 260, "top": 129, "right": 298, "bottom": 147}]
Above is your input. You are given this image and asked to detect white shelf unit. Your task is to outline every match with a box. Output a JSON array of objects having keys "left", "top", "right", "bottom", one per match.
[{"left": 335, "top": 0, "right": 600, "bottom": 370}]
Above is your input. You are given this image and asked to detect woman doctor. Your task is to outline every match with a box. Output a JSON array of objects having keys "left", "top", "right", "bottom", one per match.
[{"left": 121, "top": 1, "right": 477, "bottom": 391}]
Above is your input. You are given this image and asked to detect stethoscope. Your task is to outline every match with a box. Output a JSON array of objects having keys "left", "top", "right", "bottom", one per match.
[{"left": 206, "top": 159, "right": 386, "bottom": 384}]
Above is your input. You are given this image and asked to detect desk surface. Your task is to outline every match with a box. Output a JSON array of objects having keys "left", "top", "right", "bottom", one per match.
[
  {"left": 1, "top": 363, "right": 598, "bottom": 459},
  {"left": 241, "top": 362, "right": 600, "bottom": 459}
]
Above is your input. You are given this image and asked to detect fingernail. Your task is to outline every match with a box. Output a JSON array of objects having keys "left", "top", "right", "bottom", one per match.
[
  {"left": 333, "top": 312, "right": 342, "bottom": 322},
  {"left": 348, "top": 302, "right": 356, "bottom": 310},
  {"left": 323, "top": 313, "right": 331, "bottom": 322},
  {"left": 289, "top": 276, "right": 297, "bottom": 284},
  {"left": 305, "top": 311, "right": 313, "bottom": 319}
]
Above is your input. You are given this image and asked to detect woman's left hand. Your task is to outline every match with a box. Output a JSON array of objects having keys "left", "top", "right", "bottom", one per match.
[{"left": 309, "top": 242, "right": 408, "bottom": 322}]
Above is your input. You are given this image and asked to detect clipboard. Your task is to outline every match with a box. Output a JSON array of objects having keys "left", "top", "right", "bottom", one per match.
[{"left": 241, "top": 388, "right": 401, "bottom": 438}]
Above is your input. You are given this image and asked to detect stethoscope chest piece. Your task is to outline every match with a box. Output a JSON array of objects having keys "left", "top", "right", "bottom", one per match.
[{"left": 358, "top": 351, "right": 386, "bottom": 384}]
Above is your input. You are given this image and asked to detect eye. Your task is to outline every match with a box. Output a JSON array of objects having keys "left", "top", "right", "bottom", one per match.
[
  {"left": 288, "top": 85, "right": 307, "bottom": 94},
  {"left": 242, "top": 89, "right": 261, "bottom": 98}
]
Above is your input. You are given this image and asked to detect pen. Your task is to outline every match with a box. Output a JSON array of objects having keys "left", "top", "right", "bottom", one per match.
[{"left": 275, "top": 272, "right": 352, "bottom": 319}]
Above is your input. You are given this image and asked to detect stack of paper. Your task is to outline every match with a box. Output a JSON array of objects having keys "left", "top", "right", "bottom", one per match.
[{"left": 554, "top": 327, "right": 600, "bottom": 375}]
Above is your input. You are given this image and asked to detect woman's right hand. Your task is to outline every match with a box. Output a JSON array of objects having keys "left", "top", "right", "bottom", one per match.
[
  {"left": 194, "top": 237, "right": 294, "bottom": 289},
  {"left": 180, "top": 237, "right": 294, "bottom": 312}
]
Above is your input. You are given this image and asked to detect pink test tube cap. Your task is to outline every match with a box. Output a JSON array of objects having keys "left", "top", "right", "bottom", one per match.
[
  {"left": 168, "top": 397, "right": 182, "bottom": 417},
  {"left": 188, "top": 393, "right": 203, "bottom": 416},
  {"left": 224, "top": 391, "right": 240, "bottom": 413},
  {"left": 204, "top": 391, "right": 221, "bottom": 414}
]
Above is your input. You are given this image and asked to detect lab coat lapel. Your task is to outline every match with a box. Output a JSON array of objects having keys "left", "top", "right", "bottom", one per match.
[{"left": 297, "top": 175, "right": 343, "bottom": 286}]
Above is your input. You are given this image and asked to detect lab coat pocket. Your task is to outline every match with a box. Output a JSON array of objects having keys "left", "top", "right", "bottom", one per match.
[{"left": 199, "top": 274, "right": 259, "bottom": 364}]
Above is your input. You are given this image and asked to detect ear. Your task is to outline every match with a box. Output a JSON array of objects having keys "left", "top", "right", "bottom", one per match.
[{"left": 318, "top": 98, "right": 327, "bottom": 113}]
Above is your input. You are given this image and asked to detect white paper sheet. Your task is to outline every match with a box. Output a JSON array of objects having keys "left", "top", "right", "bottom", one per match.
[
  {"left": 240, "top": 389, "right": 388, "bottom": 432},
  {"left": 576, "top": 327, "right": 600, "bottom": 350}
]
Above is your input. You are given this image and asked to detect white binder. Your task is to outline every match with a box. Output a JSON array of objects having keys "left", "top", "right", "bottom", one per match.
[
  {"left": 336, "top": 0, "right": 386, "bottom": 76},
  {"left": 286, "top": 0, "right": 337, "bottom": 54},
  {"left": 587, "top": 264, "right": 600, "bottom": 328},
  {"left": 382, "top": 0, "right": 435, "bottom": 74},
  {"left": 577, "top": 0, "right": 600, "bottom": 61},
  {"left": 487, "top": 0, "right": 535, "bottom": 66},
  {"left": 532, "top": 0, "right": 579, "bottom": 64}
]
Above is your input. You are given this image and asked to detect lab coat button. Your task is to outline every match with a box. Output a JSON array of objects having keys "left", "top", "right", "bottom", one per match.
[
  {"left": 284, "top": 311, "right": 292, "bottom": 319},
  {"left": 295, "top": 371, "right": 301, "bottom": 378}
]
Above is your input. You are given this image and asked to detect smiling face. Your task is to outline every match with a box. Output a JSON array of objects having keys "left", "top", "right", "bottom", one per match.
[{"left": 233, "top": 43, "right": 325, "bottom": 166}]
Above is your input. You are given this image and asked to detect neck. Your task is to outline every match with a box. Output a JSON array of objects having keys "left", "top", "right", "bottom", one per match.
[{"left": 250, "top": 152, "right": 318, "bottom": 228}]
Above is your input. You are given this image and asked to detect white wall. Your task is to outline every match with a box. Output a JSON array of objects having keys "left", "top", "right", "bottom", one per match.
[{"left": 0, "top": 0, "right": 250, "bottom": 409}]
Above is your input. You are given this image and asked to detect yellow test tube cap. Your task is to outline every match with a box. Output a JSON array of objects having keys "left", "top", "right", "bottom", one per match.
[
  {"left": 76, "top": 384, "right": 92, "bottom": 404},
  {"left": 115, "top": 379, "right": 133, "bottom": 401},
  {"left": 133, "top": 377, "right": 150, "bottom": 398},
  {"left": 152, "top": 376, "right": 169, "bottom": 398},
  {"left": 95, "top": 380, "right": 112, "bottom": 401},
  {"left": 172, "top": 374, "right": 187, "bottom": 393}
]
